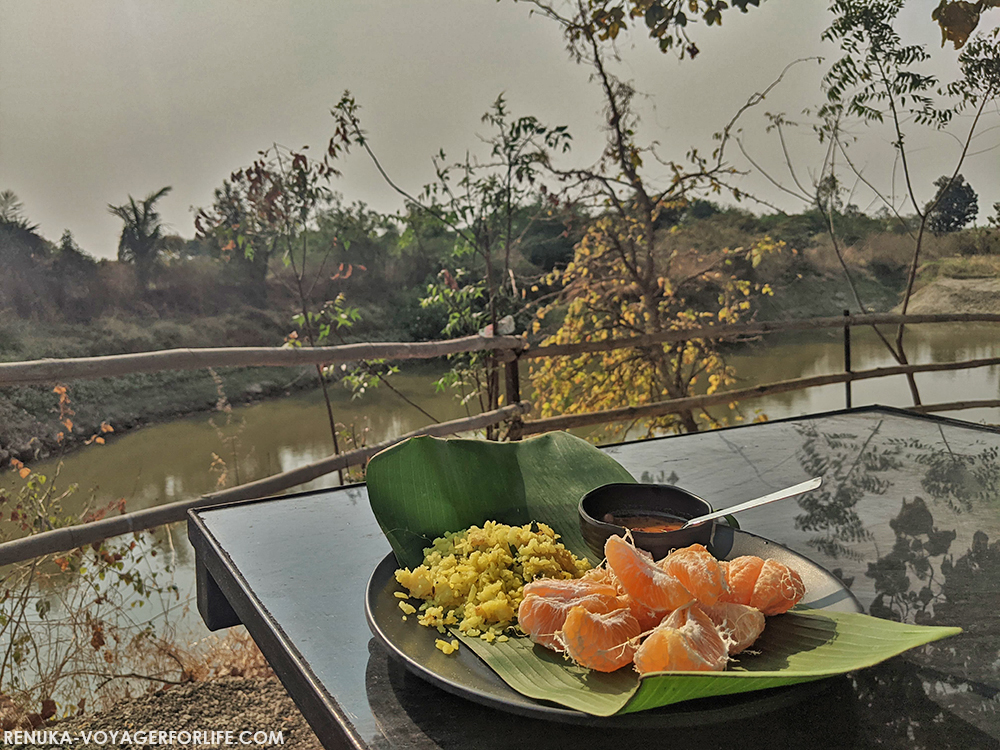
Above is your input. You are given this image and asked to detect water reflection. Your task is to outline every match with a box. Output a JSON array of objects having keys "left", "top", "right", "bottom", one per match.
[
  {"left": 906, "top": 438, "right": 1000, "bottom": 514},
  {"left": 790, "top": 419, "right": 1000, "bottom": 565},
  {"left": 849, "top": 660, "right": 1000, "bottom": 749},
  {"left": 863, "top": 496, "right": 955, "bottom": 625}
]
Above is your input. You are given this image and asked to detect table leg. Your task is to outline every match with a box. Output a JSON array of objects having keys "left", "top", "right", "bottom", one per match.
[{"left": 196, "top": 552, "right": 242, "bottom": 631}]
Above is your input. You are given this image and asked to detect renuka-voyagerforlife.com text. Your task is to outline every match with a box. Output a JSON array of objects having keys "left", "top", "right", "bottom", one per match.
[{"left": 3, "top": 729, "right": 286, "bottom": 746}]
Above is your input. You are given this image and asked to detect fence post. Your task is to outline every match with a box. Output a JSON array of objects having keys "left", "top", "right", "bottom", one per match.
[
  {"left": 504, "top": 352, "right": 523, "bottom": 440},
  {"left": 844, "top": 309, "right": 852, "bottom": 408}
]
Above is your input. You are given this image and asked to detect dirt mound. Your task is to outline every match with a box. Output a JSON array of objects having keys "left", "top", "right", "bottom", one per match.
[{"left": 898, "top": 278, "right": 1000, "bottom": 314}]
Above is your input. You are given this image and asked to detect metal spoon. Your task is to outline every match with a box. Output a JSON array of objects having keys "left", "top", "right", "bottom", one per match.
[{"left": 680, "top": 476, "right": 823, "bottom": 529}]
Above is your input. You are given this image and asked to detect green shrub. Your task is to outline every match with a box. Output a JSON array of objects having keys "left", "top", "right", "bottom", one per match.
[
  {"left": 955, "top": 228, "right": 1000, "bottom": 256},
  {"left": 92, "top": 316, "right": 158, "bottom": 354},
  {"left": 0, "top": 323, "right": 24, "bottom": 356}
]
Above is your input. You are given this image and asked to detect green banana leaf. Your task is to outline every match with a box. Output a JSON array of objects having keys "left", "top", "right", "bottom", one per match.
[
  {"left": 365, "top": 432, "right": 962, "bottom": 716},
  {"left": 457, "top": 606, "right": 960, "bottom": 716},
  {"left": 365, "top": 431, "right": 635, "bottom": 569}
]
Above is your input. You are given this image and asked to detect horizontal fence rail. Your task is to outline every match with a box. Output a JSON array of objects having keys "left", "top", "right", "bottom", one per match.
[
  {"left": 5, "top": 314, "right": 1000, "bottom": 386},
  {"left": 0, "top": 401, "right": 531, "bottom": 567},
  {"left": 909, "top": 399, "right": 1000, "bottom": 414},
  {"left": 0, "top": 335, "right": 526, "bottom": 387}
]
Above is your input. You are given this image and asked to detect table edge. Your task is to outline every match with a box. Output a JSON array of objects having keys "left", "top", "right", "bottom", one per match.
[{"left": 187, "top": 509, "right": 369, "bottom": 750}]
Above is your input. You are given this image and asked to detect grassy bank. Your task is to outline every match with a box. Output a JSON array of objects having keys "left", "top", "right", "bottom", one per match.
[{"left": 0, "top": 310, "right": 314, "bottom": 464}]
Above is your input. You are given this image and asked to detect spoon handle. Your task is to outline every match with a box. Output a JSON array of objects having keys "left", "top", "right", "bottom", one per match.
[{"left": 682, "top": 476, "right": 823, "bottom": 529}]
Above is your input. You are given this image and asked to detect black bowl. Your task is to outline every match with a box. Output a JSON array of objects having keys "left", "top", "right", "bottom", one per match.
[{"left": 579, "top": 483, "right": 722, "bottom": 561}]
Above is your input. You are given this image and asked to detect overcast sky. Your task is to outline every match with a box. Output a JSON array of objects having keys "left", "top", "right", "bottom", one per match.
[{"left": 1, "top": 1, "right": 997, "bottom": 259}]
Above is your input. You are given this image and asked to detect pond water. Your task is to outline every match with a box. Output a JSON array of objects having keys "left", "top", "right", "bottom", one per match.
[
  {"left": 7, "top": 322, "right": 1000, "bottom": 649},
  {"left": 724, "top": 322, "right": 1000, "bottom": 425}
]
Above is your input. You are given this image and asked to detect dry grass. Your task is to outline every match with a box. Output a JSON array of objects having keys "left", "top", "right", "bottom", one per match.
[
  {"left": 177, "top": 628, "right": 274, "bottom": 682},
  {"left": 804, "top": 232, "right": 961, "bottom": 277}
]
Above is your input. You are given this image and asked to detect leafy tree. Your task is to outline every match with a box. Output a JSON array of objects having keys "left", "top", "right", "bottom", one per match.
[
  {"left": 311, "top": 197, "right": 400, "bottom": 292},
  {"left": 199, "top": 143, "right": 422, "bottom": 478},
  {"left": 927, "top": 174, "right": 979, "bottom": 233},
  {"left": 686, "top": 199, "right": 719, "bottom": 221},
  {"left": 0, "top": 193, "right": 56, "bottom": 319},
  {"left": 195, "top": 179, "right": 277, "bottom": 307},
  {"left": 816, "top": 174, "right": 844, "bottom": 215},
  {"left": 526, "top": 3, "right": 779, "bottom": 435},
  {"left": 820, "top": 3, "right": 998, "bottom": 405},
  {"left": 742, "top": 1, "right": 1000, "bottom": 408},
  {"left": 0, "top": 195, "right": 45, "bottom": 256},
  {"left": 48, "top": 230, "right": 100, "bottom": 321},
  {"left": 539, "top": 0, "right": 764, "bottom": 58},
  {"left": 990, "top": 201, "right": 1000, "bottom": 228},
  {"left": 108, "top": 186, "right": 173, "bottom": 290},
  {"left": 517, "top": 202, "right": 584, "bottom": 271},
  {"left": 333, "top": 93, "right": 572, "bottom": 436},
  {"left": 215, "top": 145, "right": 349, "bottom": 472}
]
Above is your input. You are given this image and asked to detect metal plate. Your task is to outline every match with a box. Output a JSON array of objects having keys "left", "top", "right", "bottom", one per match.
[{"left": 364, "top": 527, "right": 864, "bottom": 727}]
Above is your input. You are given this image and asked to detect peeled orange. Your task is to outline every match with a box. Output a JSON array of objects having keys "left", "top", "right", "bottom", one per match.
[
  {"left": 659, "top": 543, "right": 728, "bottom": 606},
  {"left": 632, "top": 605, "right": 729, "bottom": 674},
  {"left": 700, "top": 601, "right": 766, "bottom": 655},
  {"left": 719, "top": 556, "right": 805, "bottom": 615},
  {"left": 604, "top": 535, "right": 695, "bottom": 613},
  {"left": 519, "top": 579, "right": 625, "bottom": 650},
  {"left": 558, "top": 604, "right": 642, "bottom": 672}
]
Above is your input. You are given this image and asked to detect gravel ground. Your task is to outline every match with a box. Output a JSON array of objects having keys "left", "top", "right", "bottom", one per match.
[{"left": 13, "top": 677, "right": 323, "bottom": 750}]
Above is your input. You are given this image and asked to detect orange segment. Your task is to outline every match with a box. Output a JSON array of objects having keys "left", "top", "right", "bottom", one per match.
[
  {"left": 633, "top": 624, "right": 703, "bottom": 673},
  {"left": 581, "top": 566, "right": 615, "bottom": 585},
  {"left": 718, "top": 555, "right": 805, "bottom": 615},
  {"left": 718, "top": 556, "right": 765, "bottom": 606},
  {"left": 518, "top": 592, "right": 623, "bottom": 650},
  {"left": 700, "top": 601, "right": 766, "bottom": 654},
  {"left": 625, "top": 596, "right": 667, "bottom": 631},
  {"left": 633, "top": 605, "right": 728, "bottom": 674},
  {"left": 582, "top": 564, "right": 665, "bottom": 630},
  {"left": 749, "top": 559, "right": 806, "bottom": 615},
  {"left": 665, "top": 605, "right": 729, "bottom": 668},
  {"left": 659, "top": 543, "right": 728, "bottom": 606},
  {"left": 604, "top": 535, "right": 695, "bottom": 612},
  {"left": 522, "top": 577, "right": 619, "bottom": 601},
  {"left": 558, "top": 604, "right": 642, "bottom": 672}
]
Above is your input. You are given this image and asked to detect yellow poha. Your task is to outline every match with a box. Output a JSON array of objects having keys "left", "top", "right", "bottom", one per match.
[
  {"left": 435, "top": 638, "right": 460, "bottom": 654},
  {"left": 394, "top": 520, "right": 590, "bottom": 642}
]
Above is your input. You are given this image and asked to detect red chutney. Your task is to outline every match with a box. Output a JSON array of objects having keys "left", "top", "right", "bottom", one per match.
[{"left": 602, "top": 512, "right": 685, "bottom": 533}]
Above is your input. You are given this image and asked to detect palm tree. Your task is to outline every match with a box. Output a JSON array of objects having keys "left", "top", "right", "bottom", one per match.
[
  {"left": 108, "top": 186, "right": 172, "bottom": 289},
  {"left": 0, "top": 190, "right": 27, "bottom": 223}
]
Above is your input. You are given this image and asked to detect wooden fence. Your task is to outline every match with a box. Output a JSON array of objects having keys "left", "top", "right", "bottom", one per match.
[{"left": 3, "top": 311, "right": 1000, "bottom": 565}]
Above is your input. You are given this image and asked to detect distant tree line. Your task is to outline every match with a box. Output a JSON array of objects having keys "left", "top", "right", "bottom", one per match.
[{"left": 0, "top": 169, "right": 995, "bottom": 336}]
